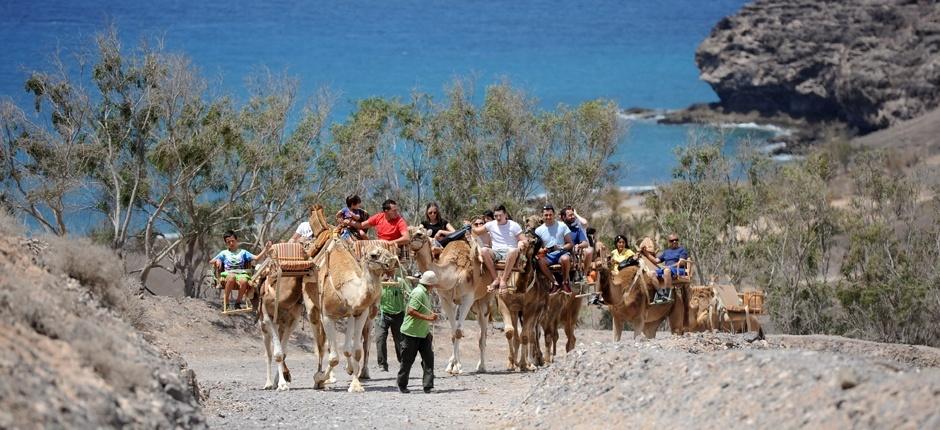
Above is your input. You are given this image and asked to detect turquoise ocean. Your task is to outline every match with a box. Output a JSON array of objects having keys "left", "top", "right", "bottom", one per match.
[{"left": 0, "top": 0, "right": 772, "bottom": 187}]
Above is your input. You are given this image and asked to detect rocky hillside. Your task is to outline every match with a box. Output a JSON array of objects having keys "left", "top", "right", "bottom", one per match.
[
  {"left": 0, "top": 216, "right": 206, "bottom": 429},
  {"left": 509, "top": 333, "right": 940, "bottom": 428},
  {"left": 696, "top": 0, "right": 940, "bottom": 133}
]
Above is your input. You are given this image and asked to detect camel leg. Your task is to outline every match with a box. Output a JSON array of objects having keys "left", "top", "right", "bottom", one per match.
[
  {"left": 261, "top": 307, "right": 276, "bottom": 390},
  {"left": 612, "top": 313, "right": 624, "bottom": 342},
  {"left": 311, "top": 319, "right": 329, "bottom": 389},
  {"left": 474, "top": 301, "right": 488, "bottom": 373},
  {"left": 343, "top": 316, "right": 357, "bottom": 376},
  {"left": 521, "top": 314, "right": 539, "bottom": 371},
  {"left": 448, "top": 294, "right": 475, "bottom": 375},
  {"left": 277, "top": 314, "right": 299, "bottom": 384},
  {"left": 438, "top": 297, "right": 459, "bottom": 374},
  {"left": 360, "top": 319, "right": 372, "bottom": 380},
  {"left": 262, "top": 310, "right": 290, "bottom": 391},
  {"left": 498, "top": 298, "right": 518, "bottom": 371},
  {"left": 517, "top": 312, "right": 529, "bottom": 371},
  {"left": 348, "top": 313, "right": 368, "bottom": 393},
  {"left": 321, "top": 317, "right": 341, "bottom": 388},
  {"left": 564, "top": 319, "right": 577, "bottom": 353},
  {"left": 643, "top": 321, "right": 659, "bottom": 339},
  {"left": 541, "top": 321, "right": 555, "bottom": 364}
]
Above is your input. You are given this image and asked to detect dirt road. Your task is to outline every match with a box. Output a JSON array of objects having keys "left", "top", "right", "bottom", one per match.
[
  {"left": 147, "top": 296, "right": 562, "bottom": 429},
  {"left": 145, "top": 296, "right": 940, "bottom": 429}
]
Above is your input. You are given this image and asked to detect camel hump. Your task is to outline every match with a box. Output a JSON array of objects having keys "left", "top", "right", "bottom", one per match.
[{"left": 439, "top": 240, "right": 473, "bottom": 271}]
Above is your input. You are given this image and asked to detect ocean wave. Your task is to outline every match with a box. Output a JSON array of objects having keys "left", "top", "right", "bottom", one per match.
[
  {"left": 770, "top": 154, "right": 805, "bottom": 162},
  {"left": 718, "top": 122, "right": 791, "bottom": 137},
  {"left": 618, "top": 111, "right": 667, "bottom": 122}
]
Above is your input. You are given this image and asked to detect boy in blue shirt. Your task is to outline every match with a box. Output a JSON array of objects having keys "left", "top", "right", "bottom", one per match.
[{"left": 211, "top": 230, "right": 269, "bottom": 310}]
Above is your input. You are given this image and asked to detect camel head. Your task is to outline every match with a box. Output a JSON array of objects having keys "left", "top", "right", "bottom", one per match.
[
  {"left": 688, "top": 287, "right": 713, "bottom": 316},
  {"left": 523, "top": 214, "right": 542, "bottom": 232},
  {"left": 362, "top": 246, "right": 398, "bottom": 276},
  {"left": 407, "top": 226, "right": 431, "bottom": 253}
]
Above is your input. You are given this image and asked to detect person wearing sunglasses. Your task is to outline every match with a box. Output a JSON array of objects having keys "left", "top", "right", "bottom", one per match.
[
  {"left": 534, "top": 204, "right": 574, "bottom": 294},
  {"left": 639, "top": 234, "right": 689, "bottom": 304},
  {"left": 421, "top": 202, "right": 455, "bottom": 252}
]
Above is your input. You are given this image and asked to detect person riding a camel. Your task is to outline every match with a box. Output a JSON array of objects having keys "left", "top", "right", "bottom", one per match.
[
  {"left": 350, "top": 199, "right": 411, "bottom": 247},
  {"left": 561, "top": 206, "right": 594, "bottom": 273},
  {"left": 535, "top": 204, "right": 574, "bottom": 295},
  {"left": 211, "top": 230, "right": 271, "bottom": 310},
  {"left": 336, "top": 194, "right": 369, "bottom": 240},
  {"left": 638, "top": 234, "right": 689, "bottom": 304},
  {"left": 474, "top": 204, "right": 527, "bottom": 292}
]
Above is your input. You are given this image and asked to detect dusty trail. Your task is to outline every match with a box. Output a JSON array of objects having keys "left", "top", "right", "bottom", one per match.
[
  {"left": 145, "top": 296, "right": 940, "bottom": 429},
  {"left": 147, "top": 296, "right": 549, "bottom": 429}
]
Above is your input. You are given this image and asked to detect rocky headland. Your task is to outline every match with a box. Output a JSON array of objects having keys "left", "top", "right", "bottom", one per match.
[{"left": 692, "top": 0, "right": 940, "bottom": 135}]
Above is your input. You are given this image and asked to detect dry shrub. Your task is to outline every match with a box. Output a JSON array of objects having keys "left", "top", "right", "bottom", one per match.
[
  {"left": 41, "top": 235, "right": 136, "bottom": 317},
  {"left": 0, "top": 211, "right": 25, "bottom": 237}
]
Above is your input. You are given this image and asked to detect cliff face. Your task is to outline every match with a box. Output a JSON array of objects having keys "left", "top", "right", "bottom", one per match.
[{"left": 697, "top": 0, "right": 940, "bottom": 133}]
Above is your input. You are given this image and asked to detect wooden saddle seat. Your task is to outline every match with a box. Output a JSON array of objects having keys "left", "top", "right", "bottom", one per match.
[
  {"left": 495, "top": 259, "right": 524, "bottom": 273},
  {"left": 664, "top": 258, "right": 694, "bottom": 285},
  {"left": 270, "top": 242, "right": 317, "bottom": 276}
]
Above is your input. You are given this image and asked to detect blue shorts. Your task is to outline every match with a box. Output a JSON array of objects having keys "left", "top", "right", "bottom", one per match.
[
  {"left": 545, "top": 250, "right": 570, "bottom": 264},
  {"left": 655, "top": 266, "right": 687, "bottom": 278}
]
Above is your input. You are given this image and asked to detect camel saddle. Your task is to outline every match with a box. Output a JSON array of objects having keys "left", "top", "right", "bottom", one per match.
[
  {"left": 270, "top": 242, "right": 317, "bottom": 276},
  {"left": 707, "top": 284, "right": 764, "bottom": 314},
  {"left": 351, "top": 239, "right": 400, "bottom": 261}
]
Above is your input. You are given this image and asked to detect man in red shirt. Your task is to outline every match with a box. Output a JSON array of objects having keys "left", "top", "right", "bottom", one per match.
[{"left": 354, "top": 199, "right": 410, "bottom": 246}]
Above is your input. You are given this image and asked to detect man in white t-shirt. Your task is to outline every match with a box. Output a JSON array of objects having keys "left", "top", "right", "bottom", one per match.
[
  {"left": 289, "top": 220, "right": 313, "bottom": 243},
  {"left": 472, "top": 205, "right": 526, "bottom": 292},
  {"left": 534, "top": 204, "right": 573, "bottom": 294}
]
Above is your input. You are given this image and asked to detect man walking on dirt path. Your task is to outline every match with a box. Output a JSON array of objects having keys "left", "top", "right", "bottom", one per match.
[
  {"left": 397, "top": 271, "right": 438, "bottom": 394},
  {"left": 376, "top": 275, "right": 409, "bottom": 372}
]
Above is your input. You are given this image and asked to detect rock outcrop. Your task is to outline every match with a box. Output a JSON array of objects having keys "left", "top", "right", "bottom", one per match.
[{"left": 697, "top": 0, "right": 940, "bottom": 133}]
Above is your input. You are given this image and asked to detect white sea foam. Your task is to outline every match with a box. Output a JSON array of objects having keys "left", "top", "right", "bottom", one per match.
[
  {"left": 618, "top": 110, "right": 667, "bottom": 122},
  {"left": 770, "top": 154, "right": 805, "bottom": 162},
  {"left": 719, "top": 122, "right": 792, "bottom": 137},
  {"left": 759, "top": 141, "right": 787, "bottom": 153}
]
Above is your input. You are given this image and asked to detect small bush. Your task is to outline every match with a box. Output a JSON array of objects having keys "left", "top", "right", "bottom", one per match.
[{"left": 40, "top": 235, "right": 143, "bottom": 326}]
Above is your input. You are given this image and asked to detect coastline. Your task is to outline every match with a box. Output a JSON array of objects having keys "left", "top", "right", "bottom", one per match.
[{"left": 622, "top": 102, "right": 845, "bottom": 157}]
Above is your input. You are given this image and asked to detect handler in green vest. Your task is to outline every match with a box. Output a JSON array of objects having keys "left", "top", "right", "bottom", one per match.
[
  {"left": 375, "top": 274, "right": 409, "bottom": 372},
  {"left": 397, "top": 270, "right": 439, "bottom": 394}
]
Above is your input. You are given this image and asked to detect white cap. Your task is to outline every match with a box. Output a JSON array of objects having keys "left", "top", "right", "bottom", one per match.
[{"left": 418, "top": 270, "right": 438, "bottom": 286}]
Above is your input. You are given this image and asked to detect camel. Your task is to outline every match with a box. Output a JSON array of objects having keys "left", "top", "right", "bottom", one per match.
[
  {"left": 257, "top": 205, "right": 335, "bottom": 391},
  {"left": 259, "top": 273, "right": 316, "bottom": 391},
  {"left": 313, "top": 238, "right": 397, "bottom": 392},
  {"left": 258, "top": 205, "right": 392, "bottom": 392},
  {"left": 494, "top": 225, "right": 547, "bottom": 371},
  {"left": 540, "top": 291, "right": 581, "bottom": 364},
  {"left": 407, "top": 226, "right": 494, "bottom": 374},
  {"left": 686, "top": 286, "right": 763, "bottom": 336},
  {"left": 596, "top": 263, "right": 689, "bottom": 341}
]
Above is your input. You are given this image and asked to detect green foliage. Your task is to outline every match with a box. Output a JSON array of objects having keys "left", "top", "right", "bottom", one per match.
[{"left": 646, "top": 129, "right": 939, "bottom": 345}]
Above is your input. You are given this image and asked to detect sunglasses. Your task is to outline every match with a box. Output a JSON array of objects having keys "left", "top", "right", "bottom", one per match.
[
  {"left": 427, "top": 211, "right": 438, "bottom": 214},
  {"left": 669, "top": 239, "right": 679, "bottom": 242},
  {"left": 472, "top": 222, "right": 484, "bottom": 226}
]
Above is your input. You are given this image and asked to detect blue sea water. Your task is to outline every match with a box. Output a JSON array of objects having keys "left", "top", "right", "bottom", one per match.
[{"left": 0, "top": 0, "right": 762, "bottom": 186}]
